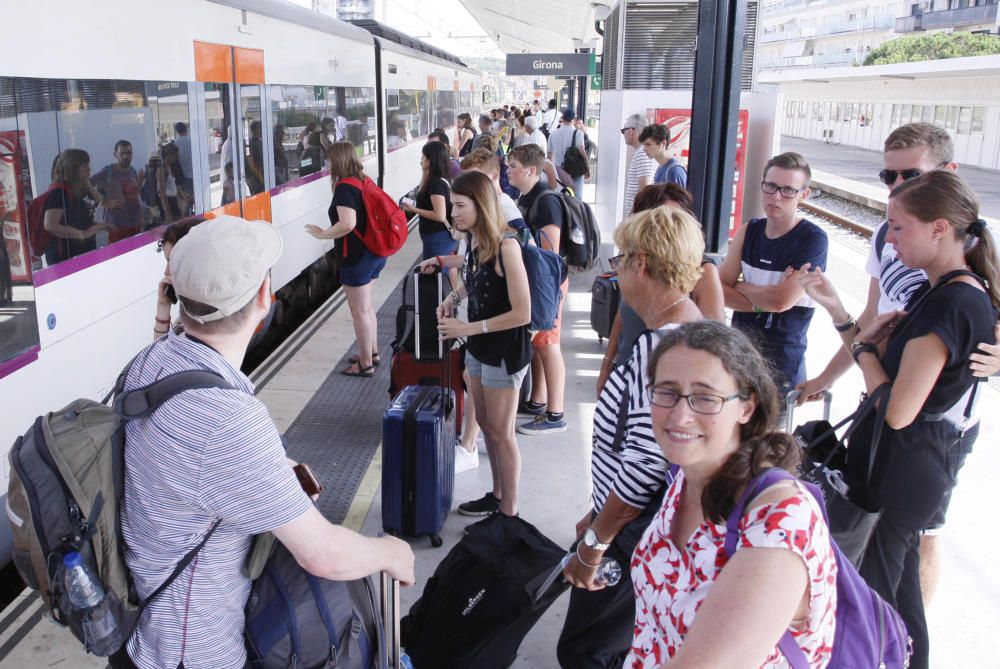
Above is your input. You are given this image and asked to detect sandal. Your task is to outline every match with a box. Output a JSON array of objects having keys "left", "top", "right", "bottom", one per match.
[
  {"left": 341, "top": 362, "right": 375, "bottom": 378},
  {"left": 349, "top": 352, "right": 381, "bottom": 366}
]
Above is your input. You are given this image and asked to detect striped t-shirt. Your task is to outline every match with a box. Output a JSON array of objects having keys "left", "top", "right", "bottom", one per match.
[
  {"left": 121, "top": 331, "right": 312, "bottom": 669},
  {"left": 624, "top": 147, "right": 657, "bottom": 219},
  {"left": 591, "top": 325, "right": 677, "bottom": 511}
]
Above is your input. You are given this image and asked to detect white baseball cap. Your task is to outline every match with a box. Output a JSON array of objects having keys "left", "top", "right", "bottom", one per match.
[{"left": 169, "top": 215, "right": 282, "bottom": 324}]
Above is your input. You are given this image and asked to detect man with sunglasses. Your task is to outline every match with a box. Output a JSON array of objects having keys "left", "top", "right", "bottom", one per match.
[
  {"left": 794, "top": 122, "right": 1000, "bottom": 608},
  {"left": 721, "top": 151, "right": 828, "bottom": 399}
]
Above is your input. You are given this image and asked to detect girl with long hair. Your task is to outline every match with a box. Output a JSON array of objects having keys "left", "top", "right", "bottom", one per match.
[
  {"left": 797, "top": 170, "right": 999, "bottom": 668},
  {"left": 454, "top": 113, "right": 477, "bottom": 158},
  {"left": 402, "top": 141, "right": 454, "bottom": 260},
  {"left": 304, "top": 142, "right": 386, "bottom": 377},
  {"left": 157, "top": 143, "right": 187, "bottom": 223},
  {"left": 437, "top": 170, "right": 531, "bottom": 519}
]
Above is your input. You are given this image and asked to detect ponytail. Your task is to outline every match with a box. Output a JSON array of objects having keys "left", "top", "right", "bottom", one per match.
[{"left": 965, "top": 220, "right": 1000, "bottom": 310}]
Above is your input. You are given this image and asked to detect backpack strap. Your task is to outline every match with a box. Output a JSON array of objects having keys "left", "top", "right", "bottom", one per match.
[{"left": 115, "top": 370, "right": 232, "bottom": 419}]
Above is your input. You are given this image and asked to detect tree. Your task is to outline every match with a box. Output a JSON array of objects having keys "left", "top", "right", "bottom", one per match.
[{"left": 864, "top": 32, "right": 1000, "bottom": 66}]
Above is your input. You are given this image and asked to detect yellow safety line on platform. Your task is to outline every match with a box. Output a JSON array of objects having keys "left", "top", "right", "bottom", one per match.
[{"left": 342, "top": 444, "right": 382, "bottom": 532}]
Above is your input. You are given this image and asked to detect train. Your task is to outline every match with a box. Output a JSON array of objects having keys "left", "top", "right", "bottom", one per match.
[{"left": 0, "top": 0, "right": 483, "bottom": 562}]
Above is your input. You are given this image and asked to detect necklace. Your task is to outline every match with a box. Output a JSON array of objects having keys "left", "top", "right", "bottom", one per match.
[{"left": 647, "top": 295, "right": 689, "bottom": 329}]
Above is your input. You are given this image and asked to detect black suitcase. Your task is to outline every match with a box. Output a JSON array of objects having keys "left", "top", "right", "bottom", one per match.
[
  {"left": 590, "top": 272, "right": 619, "bottom": 342},
  {"left": 401, "top": 514, "right": 569, "bottom": 669}
]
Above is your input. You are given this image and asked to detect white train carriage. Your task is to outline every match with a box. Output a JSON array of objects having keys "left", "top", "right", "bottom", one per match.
[{"left": 0, "top": 0, "right": 481, "bottom": 562}]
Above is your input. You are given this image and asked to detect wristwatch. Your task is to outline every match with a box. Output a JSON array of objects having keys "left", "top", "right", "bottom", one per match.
[
  {"left": 582, "top": 527, "right": 611, "bottom": 551},
  {"left": 851, "top": 341, "right": 878, "bottom": 363}
]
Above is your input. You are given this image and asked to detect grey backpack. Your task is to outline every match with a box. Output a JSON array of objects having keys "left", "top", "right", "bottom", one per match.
[{"left": 6, "top": 358, "right": 229, "bottom": 656}]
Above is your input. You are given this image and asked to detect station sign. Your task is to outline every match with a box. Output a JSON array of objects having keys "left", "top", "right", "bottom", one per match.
[{"left": 506, "top": 53, "right": 596, "bottom": 76}]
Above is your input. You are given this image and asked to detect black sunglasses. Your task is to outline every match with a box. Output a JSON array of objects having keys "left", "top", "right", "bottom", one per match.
[{"left": 878, "top": 168, "right": 923, "bottom": 186}]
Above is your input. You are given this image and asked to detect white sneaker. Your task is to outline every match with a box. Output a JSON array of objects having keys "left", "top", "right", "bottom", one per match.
[{"left": 455, "top": 445, "right": 479, "bottom": 474}]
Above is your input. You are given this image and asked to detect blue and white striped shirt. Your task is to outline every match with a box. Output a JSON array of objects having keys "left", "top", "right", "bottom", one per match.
[{"left": 121, "top": 330, "right": 312, "bottom": 669}]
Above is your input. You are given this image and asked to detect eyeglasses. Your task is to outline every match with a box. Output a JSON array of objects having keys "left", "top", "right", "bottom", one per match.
[
  {"left": 760, "top": 181, "right": 803, "bottom": 198},
  {"left": 620, "top": 127, "right": 633, "bottom": 135},
  {"left": 877, "top": 168, "right": 923, "bottom": 186},
  {"left": 646, "top": 386, "right": 744, "bottom": 415},
  {"left": 608, "top": 253, "right": 625, "bottom": 271}
]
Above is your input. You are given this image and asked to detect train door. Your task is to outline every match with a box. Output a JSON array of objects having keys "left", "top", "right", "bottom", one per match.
[{"left": 191, "top": 42, "right": 271, "bottom": 221}]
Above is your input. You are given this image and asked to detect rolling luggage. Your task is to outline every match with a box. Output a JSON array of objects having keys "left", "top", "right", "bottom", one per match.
[
  {"left": 590, "top": 272, "right": 620, "bottom": 342},
  {"left": 393, "top": 269, "right": 451, "bottom": 360},
  {"left": 388, "top": 347, "right": 464, "bottom": 432},
  {"left": 400, "top": 513, "right": 569, "bottom": 669},
  {"left": 381, "top": 384, "right": 456, "bottom": 547}
]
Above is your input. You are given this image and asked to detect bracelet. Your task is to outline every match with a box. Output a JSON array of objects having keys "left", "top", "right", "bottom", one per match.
[
  {"left": 851, "top": 342, "right": 878, "bottom": 363},
  {"left": 153, "top": 327, "right": 169, "bottom": 335},
  {"left": 155, "top": 316, "right": 171, "bottom": 325},
  {"left": 575, "top": 544, "right": 601, "bottom": 569},
  {"left": 481, "top": 319, "right": 489, "bottom": 334},
  {"left": 833, "top": 316, "right": 857, "bottom": 333}
]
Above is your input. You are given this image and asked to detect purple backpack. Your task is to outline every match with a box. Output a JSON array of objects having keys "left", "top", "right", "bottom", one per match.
[{"left": 725, "top": 468, "right": 911, "bottom": 668}]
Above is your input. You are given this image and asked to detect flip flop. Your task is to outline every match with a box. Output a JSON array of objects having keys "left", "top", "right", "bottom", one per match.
[
  {"left": 349, "top": 353, "right": 381, "bottom": 366},
  {"left": 341, "top": 363, "right": 375, "bottom": 378}
]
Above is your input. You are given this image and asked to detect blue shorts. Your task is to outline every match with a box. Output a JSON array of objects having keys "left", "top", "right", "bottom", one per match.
[
  {"left": 421, "top": 230, "right": 457, "bottom": 260},
  {"left": 465, "top": 351, "right": 529, "bottom": 390},
  {"left": 340, "top": 249, "right": 387, "bottom": 287}
]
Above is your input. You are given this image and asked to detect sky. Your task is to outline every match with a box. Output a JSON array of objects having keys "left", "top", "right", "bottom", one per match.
[{"left": 286, "top": 0, "right": 505, "bottom": 59}]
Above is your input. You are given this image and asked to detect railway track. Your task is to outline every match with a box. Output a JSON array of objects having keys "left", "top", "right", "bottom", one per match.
[{"left": 799, "top": 200, "right": 874, "bottom": 239}]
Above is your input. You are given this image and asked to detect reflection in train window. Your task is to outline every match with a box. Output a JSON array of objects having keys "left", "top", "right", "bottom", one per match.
[
  {"left": 5, "top": 78, "right": 191, "bottom": 268},
  {"left": 0, "top": 77, "right": 39, "bottom": 366},
  {"left": 205, "top": 82, "right": 235, "bottom": 210},
  {"left": 396, "top": 90, "right": 430, "bottom": 143}
]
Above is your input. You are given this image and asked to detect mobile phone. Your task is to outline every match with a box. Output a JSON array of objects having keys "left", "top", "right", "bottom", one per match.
[
  {"left": 401, "top": 197, "right": 415, "bottom": 208},
  {"left": 165, "top": 283, "right": 177, "bottom": 304},
  {"left": 293, "top": 463, "right": 323, "bottom": 497}
]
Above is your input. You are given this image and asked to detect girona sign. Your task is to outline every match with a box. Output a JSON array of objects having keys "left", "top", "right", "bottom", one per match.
[{"left": 506, "top": 53, "right": 596, "bottom": 76}]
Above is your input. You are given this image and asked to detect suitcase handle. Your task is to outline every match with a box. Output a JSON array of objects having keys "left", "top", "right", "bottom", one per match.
[
  {"left": 380, "top": 571, "right": 402, "bottom": 668},
  {"left": 784, "top": 390, "right": 832, "bottom": 433}
]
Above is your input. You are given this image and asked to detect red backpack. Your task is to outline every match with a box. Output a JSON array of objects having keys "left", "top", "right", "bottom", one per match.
[
  {"left": 339, "top": 176, "right": 408, "bottom": 257},
  {"left": 26, "top": 183, "right": 72, "bottom": 260}
]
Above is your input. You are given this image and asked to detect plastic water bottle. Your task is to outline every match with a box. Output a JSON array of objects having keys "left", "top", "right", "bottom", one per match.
[
  {"left": 594, "top": 557, "right": 622, "bottom": 588},
  {"left": 62, "top": 551, "right": 122, "bottom": 656},
  {"left": 400, "top": 652, "right": 414, "bottom": 669}
]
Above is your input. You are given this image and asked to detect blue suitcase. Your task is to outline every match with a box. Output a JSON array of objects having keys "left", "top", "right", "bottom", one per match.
[{"left": 382, "top": 385, "right": 456, "bottom": 547}]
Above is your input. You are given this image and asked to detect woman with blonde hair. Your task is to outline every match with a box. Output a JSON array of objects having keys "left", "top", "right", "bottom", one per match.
[
  {"left": 305, "top": 141, "right": 386, "bottom": 377},
  {"left": 437, "top": 170, "right": 531, "bottom": 519},
  {"left": 558, "top": 205, "right": 704, "bottom": 668}
]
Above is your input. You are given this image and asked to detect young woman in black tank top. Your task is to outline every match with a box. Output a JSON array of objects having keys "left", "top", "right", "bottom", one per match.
[
  {"left": 797, "top": 171, "right": 1000, "bottom": 669},
  {"left": 436, "top": 171, "right": 531, "bottom": 519}
]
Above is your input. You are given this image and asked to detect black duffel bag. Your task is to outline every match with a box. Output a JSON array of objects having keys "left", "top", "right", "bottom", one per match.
[{"left": 401, "top": 514, "right": 569, "bottom": 669}]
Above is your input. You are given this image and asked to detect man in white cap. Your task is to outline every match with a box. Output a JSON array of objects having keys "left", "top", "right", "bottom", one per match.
[{"left": 112, "top": 216, "right": 415, "bottom": 669}]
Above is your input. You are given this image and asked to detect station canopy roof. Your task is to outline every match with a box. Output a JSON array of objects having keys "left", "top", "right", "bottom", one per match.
[{"left": 461, "top": 0, "right": 607, "bottom": 54}]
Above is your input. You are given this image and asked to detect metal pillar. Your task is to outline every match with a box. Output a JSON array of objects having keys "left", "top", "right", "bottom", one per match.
[{"left": 688, "top": 0, "right": 746, "bottom": 254}]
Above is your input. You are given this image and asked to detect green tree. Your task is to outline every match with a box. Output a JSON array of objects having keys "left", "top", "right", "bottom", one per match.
[{"left": 864, "top": 32, "right": 1000, "bottom": 66}]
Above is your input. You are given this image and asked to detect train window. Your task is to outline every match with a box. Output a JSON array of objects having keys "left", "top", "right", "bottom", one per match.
[
  {"left": 342, "top": 87, "right": 376, "bottom": 157},
  {"left": 434, "top": 92, "right": 458, "bottom": 130},
  {"left": 396, "top": 90, "right": 430, "bottom": 143},
  {"left": 958, "top": 107, "right": 972, "bottom": 135},
  {"left": 0, "top": 77, "right": 41, "bottom": 368},
  {"left": 9, "top": 77, "right": 192, "bottom": 268},
  {"left": 241, "top": 86, "right": 265, "bottom": 196},
  {"left": 971, "top": 107, "right": 984, "bottom": 135},
  {"left": 205, "top": 82, "right": 236, "bottom": 210}
]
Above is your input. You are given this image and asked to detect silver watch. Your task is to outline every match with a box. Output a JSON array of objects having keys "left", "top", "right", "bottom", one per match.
[{"left": 582, "top": 527, "right": 610, "bottom": 551}]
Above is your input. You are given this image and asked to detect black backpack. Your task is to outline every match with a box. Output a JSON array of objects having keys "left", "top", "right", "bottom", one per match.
[
  {"left": 393, "top": 269, "right": 453, "bottom": 359},
  {"left": 529, "top": 190, "right": 601, "bottom": 270},
  {"left": 561, "top": 130, "right": 589, "bottom": 179},
  {"left": 245, "top": 542, "right": 385, "bottom": 669}
]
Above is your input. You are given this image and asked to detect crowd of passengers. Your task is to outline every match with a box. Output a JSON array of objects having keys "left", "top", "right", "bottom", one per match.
[{"left": 113, "top": 112, "right": 998, "bottom": 669}]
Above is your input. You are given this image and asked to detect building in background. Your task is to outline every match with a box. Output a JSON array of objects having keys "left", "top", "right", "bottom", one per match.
[
  {"left": 895, "top": 0, "right": 999, "bottom": 35},
  {"left": 755, "top": 0, "right": 897, "bottom": 75},
  {"left": 313, "top": 0, "right": 383, "bottom": 22}
]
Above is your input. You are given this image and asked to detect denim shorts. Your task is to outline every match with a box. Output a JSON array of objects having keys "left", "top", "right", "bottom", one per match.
[
  {"left": 465, "top": 351, "right": 528, "bottom": 389},
  {"left": 340, "top": 249, "right": 387, "bottom": 287},
  {"left": 421, "top": 229, "right": 457, "bottom": 260}
]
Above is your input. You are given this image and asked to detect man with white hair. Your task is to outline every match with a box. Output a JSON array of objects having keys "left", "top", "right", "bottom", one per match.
[
  {"left": 621, "top": 113, "right": 656, "bottom": 218},
  {"left": 111, "top": 216, "right": 415, "bottom": 669},
  {"left": 523, "top": 114, "right": 548, "bottom": 153}
]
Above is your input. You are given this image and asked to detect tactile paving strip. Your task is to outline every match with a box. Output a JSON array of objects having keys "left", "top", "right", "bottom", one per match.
[{"left": 280, "top": 273, "right": 409, "bottom": 523}]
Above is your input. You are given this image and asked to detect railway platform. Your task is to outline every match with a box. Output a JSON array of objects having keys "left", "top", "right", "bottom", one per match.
[{"left": 1, "top": 185, "right": 999, "bottom": 668}]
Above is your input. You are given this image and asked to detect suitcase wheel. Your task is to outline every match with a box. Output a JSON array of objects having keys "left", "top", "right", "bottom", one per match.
[
  {"left": 598, "top": 336, "right": 604, "bottom": 344},
  {"left": 430, "top": 534, "right": 443, "bottom": 548}
]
